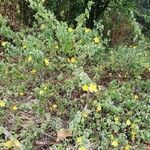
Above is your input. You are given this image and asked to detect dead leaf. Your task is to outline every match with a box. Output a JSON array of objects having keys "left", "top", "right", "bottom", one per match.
[{"left": 56, "top": 128, "right": 72, "bottom": 142}]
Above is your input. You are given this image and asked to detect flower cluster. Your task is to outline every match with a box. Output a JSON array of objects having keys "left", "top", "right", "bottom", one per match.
[
  {"left": 82, "top": 83, "right": 98, "bottom": 93},
  {"left": 68, "top": 57, "right": 77, "bottom": 64}
]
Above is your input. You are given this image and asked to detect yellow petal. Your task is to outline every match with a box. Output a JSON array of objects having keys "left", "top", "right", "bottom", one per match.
[
  {"left": 3, "top": 139, "right": 21, "bottom": 149},
  {"left": 126, "top": 119, "right": 131, "bottom": 126},
  {"left": 94, "top": 37, "right": 100, "bottom": 44},
  {"left": 134, "top": 95, "right": 138, "bottom": 100},
  {"left": 79, "top": 146, "right": 87, "bottom": 150},
  {"left": 71, "top": 57, "right": 76, "bottom": 63},
  {"left": 89, "top": 83, "right": 98, "bottom": 93},
  {"left": 114, "top": 117, "right": 119, "bottom": 123},
  {"left": 96, "top": 105, "right": 102, "bottom": 112},
  {"left": 68, "top": 57, "right": 77, "bottom": 63},
  {"left": 85, "top": 27, "right": 91, "bottom": 33},
  {"left": 55, "top": 45, "right": 59, "bottom": 49},
  {"left": 82, "top": 85, "right": 89, "bottom": 92},
  {"left": 28, "top": 56, "right": 32, "bottom": 62},
  {"left": 39, "top": 90, "right": 44, "bottom": 95},
  {"left": 133, "top": 46, "right": 137, "bottom": 49},
  {"left": 43, "top": 86, "right": 48, "bottom": 90},
  {"left": 76, "top": 136, "right": 83, "bottom": 145},
  {"left": 12, "top": 105, "right": 18, "bottom": 111},
  {"left": 30, "top": 69, "right": 37, "bottom": 74},
  {"left": 19, "top": 92, "right": 24, "bottom": 96},
  {"left": 111, "top": 140, "right": 118, "bottom": 147},
  {"left": 0, "top": 100, "right": 5, "bottom": 107},
  {"left": 22, "top": 43, "right": 27, "bottom": 49},
  {"left": 68, "top": 27, "right": 73, "bottom": 32},
  {"left": 52, "top": 104, "right": 57, "bottom": 109},
  {"left": 44, "top": 58, "right": 49, "bottom": 66},
  {"left": 124, "top": 144, "right": 130, "bottom": 150},
  {"left": 1, "top": 41, "right": 7, "bottom": 47},
  {"left": 4, "top": 140, "right": 14, "bottom": 148},
  {"left": 82, "top": 111, "right": 89, "bottom": 118}
]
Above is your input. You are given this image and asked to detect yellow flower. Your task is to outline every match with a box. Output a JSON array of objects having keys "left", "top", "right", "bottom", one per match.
[
  {"left": 1, "top": 41, "right": 7, "bottom": 47},
  {"left": 124, "top": 144, "right": 130, "bottom": 150},
  {"left": 126, "top": 119, "right": 131, "bottom": 126},
  {"left": 85, "top": 27, "right": 91, "bottom": 33},
  {"left": 82, "top": 85, "right": 89, "bottom": 92},
  {"left": 89, "top": 83, "right": 98, "bottom": 93},
  {"left": 12, "top": 105, "right": 18, "bottom": 111},
  {"left": 0, "top": 100, "right": 5, "bottom": 107},
  {"left": 134, "top": 95, "right": 138, "bottom": 100},
  {"left": 68, "top": 57, "right": 77, "bottom": 63},
  {"left": 22, "top": 43, "right": 27, "bottom": 49},
  {"left": 110, "top": 51, "right": 113, "bottom": 54},
  {"left": 111, "top": 140, "right": 118, "bottom": 147},
  {"left": 39, "top": 90, "right": 44, "bottom": 95},
  {"left": 28, "top": 56, "right": 32, "bottom": 62},
  {"left": 133, "top": 46, "right": 137, "bottom": 49},
  {"left": 79, "top": 146, "right": 86, "bottom": 150},
  {"left": 55, "top": 45, "right": 59, "bottom": 49},
  {"left": 43, "top": 86, "right": 48, "bottom": 90},
  {"left": 76, "top": 136, "right": 83, "bottom": 145},
  {"left": 44, "top": 58, "right": 49, "bottom": 66},
  {"left": 30, "top": 69, "right": 37, "bottom": 74},
  {"left": 68, "top": 27, "right": 73, "bottom": 32},
  {"left": 94, "top": 37, "right": 100, "bottom": 44},
  {"left": 82, "top": 111, "right": 89, "bottom": 118},
  {"left": 19, "top": 92, "right": 24, "bottom": 96},
  {"left": 96, "top": 105, "right": 102, "bottom": 112},
  {"left": 52, "top": 104, "right": 57, "bottom": 109},
  {"left": 114, "top": 117, "right": 119, "bottom": 123},
  {"left": 40, "top": 24, "right": 45, "bottom": 29},
  {"left": 3, "top": 139, "right": 21, "bottom": 149},
  {"left": 131, "top": 131, "right": 136, "bottom": 141}
]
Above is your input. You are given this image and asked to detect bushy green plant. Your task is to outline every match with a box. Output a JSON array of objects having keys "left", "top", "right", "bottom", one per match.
[{"left": 0, "top": 0, "right": 149, "bottom": 150}]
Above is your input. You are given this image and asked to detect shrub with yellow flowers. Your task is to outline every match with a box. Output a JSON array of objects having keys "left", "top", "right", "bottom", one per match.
[{"left": 0, "top": 1, "right": 149, "bottom": 150}]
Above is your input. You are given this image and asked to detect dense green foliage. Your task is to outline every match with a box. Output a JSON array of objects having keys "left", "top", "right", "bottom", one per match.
[{"left": 0, "top": 0, "right": 150, "bottom": 150}]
